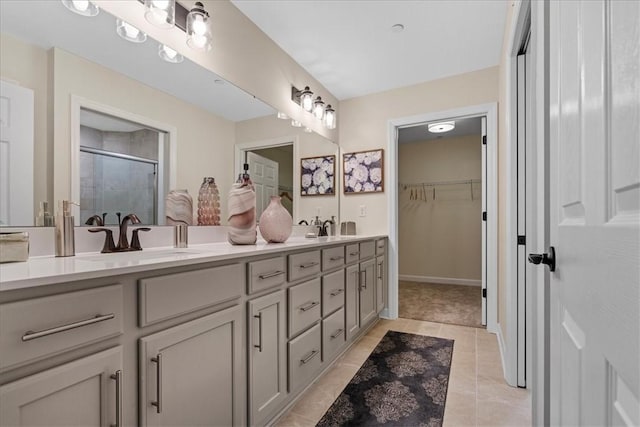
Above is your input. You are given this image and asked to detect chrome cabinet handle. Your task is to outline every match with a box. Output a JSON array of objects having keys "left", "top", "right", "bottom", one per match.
[
  {"left": 299, "top": 261, "right": 319, "bottom": 269},
  {"left": 330, "top": 288, "right": 344, "bottom": 297},
  {"left": 378, "top": 263, "right": 383, "bottom": 280},
  {"left": 359, "top": 271, "right": 367, "bottom": 290},
  {"left": 22, "top": 313, "right": 115, "bottom": 342},
  {"left": 330, "top": 329, "right": 344, "bottom": 340},
  {"left": 258, "top": 270, "right": 285, "bottom": 280},
  {"left": 300, "top": 349, "right": 319, "bottom": 365},
  {"left": 151, "top": 354, "right": 162, "bottom": 414},
  {"left": 254, "top": 313, "right": 263, "bottom": 352},
  {"left": 299, "top": 301, "right": 320, "bottom": 312},
  {"left": 329, "top": 256, "right": 344, "bottom": 261},
  {"left": 110, "top": 370, "right": 123, "bottom": 427}
]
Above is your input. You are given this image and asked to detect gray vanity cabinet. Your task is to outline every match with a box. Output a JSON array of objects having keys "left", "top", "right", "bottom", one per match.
[
  {"left": 359, "top": 259, "right": 377, "bottom": 326},
  {"left": 345, "top": 264, "right": 360, "bottom": 340},
  {"left": 248, "top": 290, "right": 287, "bottom": 426},
  {"left": 139, "top": 306, "right": 244, "bottom": 426},
  {"left": 376, "top": 254, "right": 386, "bottom": 313},
  {"left": 0, "top": 346, "right": 123, "bottom": 426}
]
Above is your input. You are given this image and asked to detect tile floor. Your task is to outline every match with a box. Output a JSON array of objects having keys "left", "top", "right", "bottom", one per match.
[{"left": 275, "top": 318, "right": 531, "bottom": 427}]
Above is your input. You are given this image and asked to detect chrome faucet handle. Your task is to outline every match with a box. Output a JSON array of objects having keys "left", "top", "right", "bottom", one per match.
[
  {"left": 131, "top": 227, "right": 151, "bottom": 251},
  {"left": 88, "top": 228, "right": 116, "bottom": 253}
]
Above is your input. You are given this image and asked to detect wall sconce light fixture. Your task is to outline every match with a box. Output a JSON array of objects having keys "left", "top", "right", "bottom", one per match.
[
  {"left": 291, "top": 85, "right": 337, "bottom": 130},
  {"left": 324, "top": 105, "right": 336, "bottom": 130},
  {"left": 292, "top": 86, "right": 314, "bottom": 112},
  {"left": 313, "top": 96, "right": 325, "bottom": 120},
  {"left": 186, "top": 2, "right": 212, "bottom": 51},
  {"left": 116, "top": 19, "right": 147, "bottom": 43},
  {"left": 61, "top": 0, "right": 99, "bottom": 17},
  {"left": 144, "top": 0, "right": 176, "bottom": 29}
]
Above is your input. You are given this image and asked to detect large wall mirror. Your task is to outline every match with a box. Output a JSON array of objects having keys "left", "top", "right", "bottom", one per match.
[{"left": 0, "top": 0, "right": 339, "bottom": 227}]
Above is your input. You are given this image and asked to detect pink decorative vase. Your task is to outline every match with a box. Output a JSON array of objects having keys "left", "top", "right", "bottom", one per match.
[{"left": 259, "top": 196, "right": 293, "bottom": 243}]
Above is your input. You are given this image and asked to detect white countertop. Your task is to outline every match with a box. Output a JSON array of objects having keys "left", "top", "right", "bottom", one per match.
[{"left": 0, "top": 235, "right": 385, "bottom": 292}]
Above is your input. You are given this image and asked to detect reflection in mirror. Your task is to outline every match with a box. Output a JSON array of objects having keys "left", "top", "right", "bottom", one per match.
[{"left": 0, "top": 0, "right": 339, "bottom": 227}]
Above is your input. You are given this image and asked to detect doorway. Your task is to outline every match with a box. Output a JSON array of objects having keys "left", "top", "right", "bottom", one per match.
[{"left": 397, "top": 117, "right": 485, "bottom": 328}]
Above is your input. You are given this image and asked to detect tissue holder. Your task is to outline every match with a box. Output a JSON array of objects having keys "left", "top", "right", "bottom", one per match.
[{"left": 0, "top": 232, "right": 29, "bottom": 263}]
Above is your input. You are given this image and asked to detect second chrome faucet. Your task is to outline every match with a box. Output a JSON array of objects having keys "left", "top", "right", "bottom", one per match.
[{"left": 87, "top": 212, "right": 150, "bottom": 253}]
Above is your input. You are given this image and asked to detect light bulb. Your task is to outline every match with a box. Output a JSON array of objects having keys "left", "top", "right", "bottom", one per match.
[
  {"left": 313, "top": 96, "right": 325, "bottom": 120},
  {"left": 324, "top": 105, "right": 336, "bottom": 129},
  {"left": 190, "top": 34, "right": 207, "bottom": 49},
  {"left": 152, "top": 0, "right": 170, "bottom": 9},
  {"left": 145, "top": 0, "right": 175, "bottom": 28},
  {"left": 192, "top": 15, "right": 207, "bottom": 36},
  {"left": 299, "top": 87, "right": 313, "bottom": 112},
  {"left": 72, "top": 0, "right": 89, "bottom": 11}
]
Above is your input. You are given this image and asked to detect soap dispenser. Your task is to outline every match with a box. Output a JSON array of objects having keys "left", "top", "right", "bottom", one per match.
[
  {"left": 55, "top": 200, "right": 76, "bottom": 257},
  {"left": 35, "top": 201, "right": 54, "bottom": 227}
]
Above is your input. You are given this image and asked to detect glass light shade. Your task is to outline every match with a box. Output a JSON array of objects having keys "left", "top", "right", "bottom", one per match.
[
  {"left": 299, "top": 87, "right": 313, "bottom": 112},
  {"left": 277, "top": 112, "right": 289, "bottom": 120},
  {"left": 61, "top": 0, "right": 99, "bottom": 17},
  {"left": 158, "top": 44, "right": 183, "bottom": 63},
  {"left": 186, "top": 2, "right": 212, "bottom": 51},
  {"left": 116, "top": 19, "right": 147, "bottom": 43},
  {"left": 291, "top": 120, "right": 302, "bottom": 128},
  {"left": 144, "top": 0, "right": 175, "bottom": 29},
  {"left": 428, "top": 121, "right": 455, "bottom": 133},
  {"left": 313, "top": 96, "right": 325, "bottom": 120},
  {"left": 323, "top": 104, "right": 336, "bottom": 129}
]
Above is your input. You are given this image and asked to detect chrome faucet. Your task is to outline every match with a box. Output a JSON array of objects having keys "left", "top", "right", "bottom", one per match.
[{"left": 88, "top": 212, "right": 149, "bottom": 253}]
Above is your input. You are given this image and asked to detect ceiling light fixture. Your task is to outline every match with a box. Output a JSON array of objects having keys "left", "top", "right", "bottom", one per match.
[
  {"left": 186, "top": 2, "right": 212, "bottom": 51},
  {"left": 116, "top": 19, "right": 147, "bottom": 43},
  {"left": 145, "top": 0, "right": 175, "bottom": 29},
  {"left": 158, "top": 44, "right": 183, "bottom": 63},
  {"left": 428, "top": 121, "right": 455, "bottom": 133},
  {"left": 323, "top": 105, "right": 336, "bottom": 130},
  {"left": 313, "top": 96, "right": 325, "bottom": 120},
  {"left": 60, "top": 0, "right": 99, "bottom": 17}
]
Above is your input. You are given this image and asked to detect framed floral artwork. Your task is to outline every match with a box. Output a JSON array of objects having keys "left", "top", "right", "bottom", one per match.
[
  {"left": 343, "top": 149, "right": 384, "bottom": 194},
  {"left": 300, "top": 155, "right": 335, "bottom": 196}
]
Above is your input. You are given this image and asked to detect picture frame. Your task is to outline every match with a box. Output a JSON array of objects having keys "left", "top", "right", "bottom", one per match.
[
  {"left": 300, "top": 155, "right": 336, "bottom": 196},
  {"left": 343, "top": 149, "right": 384, "bottom": 194}
]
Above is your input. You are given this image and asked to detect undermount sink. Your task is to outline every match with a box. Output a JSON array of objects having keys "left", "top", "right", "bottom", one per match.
[{"left": 77, "top": 248, "right": 203, "bottom": 262}]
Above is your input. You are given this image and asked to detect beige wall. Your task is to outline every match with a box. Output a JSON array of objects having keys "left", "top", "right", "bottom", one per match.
[
  {"left": 51, "top": 48, "right": 236, "bottom": 223},
  {"left": 339, "top": 66, "right": 499, "bottom": 235},
  {"left": 236, "top": 115, "right": 339, "bottom": 223},
  {"left": 0, "top": 33, "right": 51, "bottom": 213},
  {"left": 398, "top": 135, "right": 482, "bottom": 281}
]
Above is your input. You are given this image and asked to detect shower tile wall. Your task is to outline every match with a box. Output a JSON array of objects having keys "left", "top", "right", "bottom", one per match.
[{"left": 80, "top": 126, "right": 158, "bottom": 225}]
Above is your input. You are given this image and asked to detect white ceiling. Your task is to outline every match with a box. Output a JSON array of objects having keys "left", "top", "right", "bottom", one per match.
[
  {"left": 232, "top": 0, "right": 509, "bottom": 100},
  {"left": 398, "top": 116, "right": 482, "bottom": 144}
]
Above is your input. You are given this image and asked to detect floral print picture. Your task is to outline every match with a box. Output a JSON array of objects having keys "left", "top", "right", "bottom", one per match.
[
  {"left": 300, "top": 155, "right": 335, "bottom": 196},
  {"left": 343, "top": 149, "right": 384, "bottom": 194}
]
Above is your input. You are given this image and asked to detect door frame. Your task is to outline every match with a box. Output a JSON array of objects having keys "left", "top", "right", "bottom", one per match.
[
  {"left": 386, "top": 102, "right": 499, "bottom": 334},
  {"left": 235, "top": 136, "right": 299, "bottom": 222}
]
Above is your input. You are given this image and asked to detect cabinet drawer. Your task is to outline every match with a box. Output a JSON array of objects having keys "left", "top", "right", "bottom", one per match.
[
  {"left": 288, "top": 250, "right": 321, "bottom": 282},
  {"left": 288, "top": 322, "right": 321, "bottom": 393},
  {"left": 288, "top": 278, "right": 321, "bottom": 337},
  {"left": 248, "top": 256, "right": 286, "bottom": 294},
  {"left": 376, "top": 238, "right": 386, "bottom": 255},
  {"left": 345, "top": 244, "right": 360, "bottom": 264},
  {"left": 322, "top": 307, "right": 345, "bottom": 362},
  {"left": 322, "top": 270, "right": 345, "bottom": 317},
  {"left": 360, "top": 241, "right": 375, "bottom": 259},
  {"left": 139, "top": 264, "right": 242, "bottom": 327},
  {"left": 322, "top": 246, "right": 344, "bottom": 271},
  {"left": 0, "top": 285, "right": 123, "bottom": 370}
]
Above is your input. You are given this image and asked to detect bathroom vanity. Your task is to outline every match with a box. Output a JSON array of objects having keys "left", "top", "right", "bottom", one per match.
[{"left": 0, "top": 236, "right": 387, "bottom": 426}]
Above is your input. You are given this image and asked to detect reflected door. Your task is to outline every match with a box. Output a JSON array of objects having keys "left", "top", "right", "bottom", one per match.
[
  {"left": 0, "top": 81, "right": 33, "bottom": 226},
  {"left": 248, "top": 152, "right": 278, "bottom": 219}
]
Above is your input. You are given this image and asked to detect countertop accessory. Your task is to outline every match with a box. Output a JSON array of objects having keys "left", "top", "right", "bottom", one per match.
[
  {"left": 259, "top": 196, "right": 293, "bottom": 243},
  {"left": 0, "top": 232, "right": 29, "bottom": 263},
  {"left": 166, "top": 189, "right": 193, "bottom": 226},
  {"left": 55, "top": 200, "right": 77, "bottom": 257},
  {"left": 174, "top": 224, "right": 188, "bottom": 248},
  {"left": 228, "top": 163, "right": 257, "bottom": 245},
  {"left": 340, "top": 221, "right": 356, "bottom": 235}
]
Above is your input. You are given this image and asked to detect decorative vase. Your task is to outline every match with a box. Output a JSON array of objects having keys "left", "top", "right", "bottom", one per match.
[
  {"left": 165, "top": 189, "right": 193, "bottom": 225},
  {"left": 197, "top": 177, "right": 221, "bottom": 225},
  {"left": 227, "top": 169, "right": 257, "bottom": 245},
  {"left": 259, "top": 196, "right": 293, "bottom": 243}
]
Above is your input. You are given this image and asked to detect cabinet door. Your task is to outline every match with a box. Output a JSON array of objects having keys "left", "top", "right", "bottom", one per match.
[
  {"left": 376, "top": 255, "right": 386, "bottom": 313},
  {"left": 139, "top": 306, "right": 244, "bottom": 427},
  {"left": 248, "top": 290, "right": 287, "bottom": 426},
  {"left": 345, "top": 264, "right": 360, "bottom": 340},
  {"left": 359, "top": 259, "right": 376, "bottom": 326},
  {"left": 0, "top": 346, "right": 123, "bottom": 426}
]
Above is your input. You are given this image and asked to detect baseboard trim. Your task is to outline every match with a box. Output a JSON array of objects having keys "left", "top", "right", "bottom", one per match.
[
  {"left": 398, "top": 274, "right": 481, "bottom": 287},
  {"left": 496, "top": 323, "right": 508, "bottom": 380}
]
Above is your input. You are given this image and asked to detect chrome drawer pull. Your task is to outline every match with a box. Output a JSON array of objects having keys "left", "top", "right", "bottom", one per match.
[
  {"left": 349, "top": 251, "right": 359, "bottom": 256},
  {"left": 22, "top": 313, "right": 115, "bottom": 342},
  {"left": 330, "top": 329, "right": 344, "bottom": 340},
  {"left": 329, "top": 289, "right": 344, "bottom": 297},
  {"left": 110, "top": 370, "right": 123, "bottom": 427},
  {"left": 299, "top": 261, "right": 319, "bottom": 269},
  {"left": 299, "top": 301, "right": 320, "bottom": 312},
  {"left": 254, "top": 313, "right": 263, "bottom": 352},
  {"left": 329, "top": 256, "right": 344, "bottom": 261},
  {"left": 300, "top": 349, "right": 319, "bottom": 365},
  {"left": 258, "top": 270, "right": 285, "bottom": 280},
  {"left": 151, "top": 354, "right": 162, "bottom": 413},
  {"left": 378, "top": 264, "right": 383, "bottom": 280},
  {"left": 359, "top": 271, "right": 367, "bottom": 290}
]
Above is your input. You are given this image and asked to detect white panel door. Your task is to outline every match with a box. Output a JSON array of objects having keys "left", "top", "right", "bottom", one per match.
[
  {"left": 0, "top": 80, "right": 34, "bottom": 226},
  {"left": 247, "top": 151, "right": 278, "bottom": 220},
  {"left": 547, "top": 1, "right": 639, "bottom": 425},
  {"left": 481, "top": 116, "right": 487, "bottom": 326}
]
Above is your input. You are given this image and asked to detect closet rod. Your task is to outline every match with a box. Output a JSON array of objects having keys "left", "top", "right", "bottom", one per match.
[{"left": 399, "top": 179, "right": 481, "bottom": 188}]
